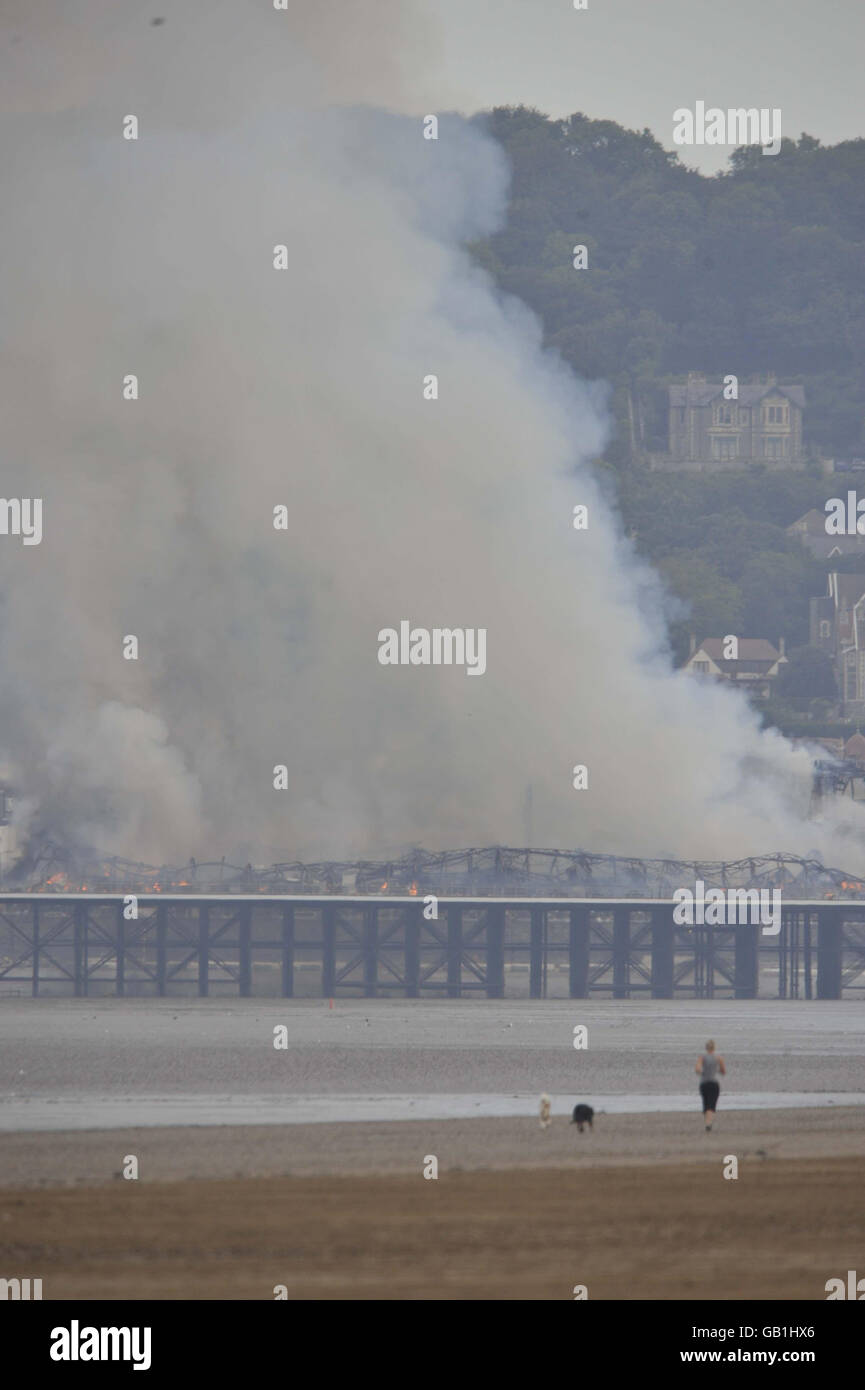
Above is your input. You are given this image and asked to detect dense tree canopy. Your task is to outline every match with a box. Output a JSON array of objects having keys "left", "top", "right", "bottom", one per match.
[
  {"left": 473, "top": 110, "right": 865, "bottom": 685},
  {"left": 474, "top": 108, "right": 865, "bottom": 458}
]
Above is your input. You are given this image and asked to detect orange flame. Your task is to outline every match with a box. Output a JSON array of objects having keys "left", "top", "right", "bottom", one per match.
[
  {"left": 408, "top": 882, "right": 418, "bottom": 896},
  {"left": 380, "top": 881, "right": 388, "bottom": 892}
]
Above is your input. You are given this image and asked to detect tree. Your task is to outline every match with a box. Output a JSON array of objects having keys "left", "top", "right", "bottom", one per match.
[
  {"left": 476, "top": 110, "right": 865, "bottom": 457},
  {"left": 657, "top": 552, "right": 744, "bottom": 663},
  {"left": 775, "top": 645, "right": 838, "bottom": 699}
]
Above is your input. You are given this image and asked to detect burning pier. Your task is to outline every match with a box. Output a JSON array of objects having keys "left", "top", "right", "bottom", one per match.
[
  {"left": 1, "top": 848, "right": 865, "bottom": 1002},
  {"left": 11, "top": 844, "right": 865, "bottom": 900}
]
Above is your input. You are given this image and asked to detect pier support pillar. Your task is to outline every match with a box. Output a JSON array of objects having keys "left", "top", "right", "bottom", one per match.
[
  {"left": 363, "top": 906, "right": 378, "bottom": 998},
  {"left": 322, "top": 905, "right": 336, "bottom": 998},
  {"left": 569, "top": 907, "right": 589, "bottom": 997},
  {"left": 817, "top": 910, "right": 842, "bottom": 999},
  {"left": 529, "top": 908, "right": 545, "bottom": 999},
  {"left": 447, "top": 905, "right": 462, "bottom": 998},
  {"left": 651, "top": 907, "right": 674, "bottom": 998},
  {"left": 32, "top": 903, "right": 41, "bottom": 998},
  {"left": 405, "top": 906, "right": 420, "bottom": 998},
  {"left": 486, "top": 905, "right": 505, "bottom": 999},
  {"left": 281, "top": 904, "right": 295, "bottom": 998},
  {"left": 238, "top": 905, "right": 252, "bottom": 997},
  {"left": 734, "top": 923, "right": 758, "bottom": 999},
  {"left": 156, "top": 903, "right": 167, "bottom": 996},
  {"left": 198, "top": 905, "right": 209, "bottom": 997},
  {"left": 612, "top": 908, "right": 629, "bottom": 999}
]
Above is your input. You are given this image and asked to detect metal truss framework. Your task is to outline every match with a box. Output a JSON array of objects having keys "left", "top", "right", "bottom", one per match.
[
  {"left": 14, "top": 845, "right": 865, "bottom": 898},
  {"left": 1, "top": 896, "right": 864, "bottom": 999}
]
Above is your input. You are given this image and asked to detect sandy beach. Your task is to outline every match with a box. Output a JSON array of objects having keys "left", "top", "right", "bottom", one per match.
[
  {"left": 3, "top": 1151, "right": 863, "bottom": 1300},
  {"left": 1, "top": 998, "right": 863, "bottom": 1298}
]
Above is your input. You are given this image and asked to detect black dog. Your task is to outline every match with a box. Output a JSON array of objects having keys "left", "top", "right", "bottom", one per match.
[{"left": 571, "top": 1104, "right": 594, "bottom": 1133}]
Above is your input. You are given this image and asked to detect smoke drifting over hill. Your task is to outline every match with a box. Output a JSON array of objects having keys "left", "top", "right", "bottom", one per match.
[{"left": 0, "top": 0, "right": 862, "bottom": 867}]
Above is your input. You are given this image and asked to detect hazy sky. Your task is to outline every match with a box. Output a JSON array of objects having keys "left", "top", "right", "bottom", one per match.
[
  {"left": 3, "top": 2, "right": 860, "bottom": 173},
  {"left": 429, "top": 0, "right": 865, "bottom": 173}
]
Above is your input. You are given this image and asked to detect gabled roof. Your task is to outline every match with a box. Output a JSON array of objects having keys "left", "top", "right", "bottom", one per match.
[
  {"left": 670, "top": 383, "right": 805, "bottom": 408},
  {"left": 833, "top": 574, "right": 865, "bottom": 607},
  {"left": 809, "top": 537, "right": 865, "bottom": 559},
  {"left": 844, "top": 733, "right": 865, "bottom": 760},
  {"left": 698, "top": 638, "right": 780, "bottom": 662},
  {"left": 787, "top": 508, "right": 828, "bottom": 535}
]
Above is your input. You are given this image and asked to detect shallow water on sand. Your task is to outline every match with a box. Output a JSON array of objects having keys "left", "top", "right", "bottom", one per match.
[
  {"left": 2, "top": 1089, "right": 864, "bottom": 1131},
  {"left": 2, "top": 997, "right": 863, "bottom": 1131}
]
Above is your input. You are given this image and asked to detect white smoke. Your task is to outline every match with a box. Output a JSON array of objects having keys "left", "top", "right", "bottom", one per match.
[{"left": 0, "top": 0, "right": 861, "bottom": 867}]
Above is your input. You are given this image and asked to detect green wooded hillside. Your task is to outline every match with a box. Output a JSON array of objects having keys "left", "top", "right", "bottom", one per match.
[
  {"left": 473, "top": 108, "right": 865, "bottom": 680},
  {"left": 473, "top": 107, "right": 865, "bottom": 460}
]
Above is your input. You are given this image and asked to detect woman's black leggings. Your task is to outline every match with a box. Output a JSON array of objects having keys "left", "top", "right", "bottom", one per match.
[{"left": 700, "top": 1081, "right": 720, "bottom": 1113}]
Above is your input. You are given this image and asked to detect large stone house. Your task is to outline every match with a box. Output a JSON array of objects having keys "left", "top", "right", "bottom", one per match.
[
  {"left": 811, "top": 574, "right": 865, "bottom": 708},
  {"left": 665, "top": 373, "right": 805, "bottom": 471}
]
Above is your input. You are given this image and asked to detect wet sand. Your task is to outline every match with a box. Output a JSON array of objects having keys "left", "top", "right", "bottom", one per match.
[
  {"left": 3, "top": 1155, "right": 863, "bottom": 1300},
  {"left": 2, "top": 997, "right": 863, "bottom": 1101},
  {"left": 1, "top": 1107, "right": 864, "bottom": 1186}
]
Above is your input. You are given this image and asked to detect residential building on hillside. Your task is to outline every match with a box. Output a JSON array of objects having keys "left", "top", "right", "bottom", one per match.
[
  {"left": 787, "top": 507, "right": 865, "bottom": 560},
  {"left": 811, "top": 573, "right": 865, "bottom": 708},
  {"left": 684, "top": 636, "right": 787, "bottom": 698},
  {"left": 662, "top": 373, "right": 805, "bottom": 471}
]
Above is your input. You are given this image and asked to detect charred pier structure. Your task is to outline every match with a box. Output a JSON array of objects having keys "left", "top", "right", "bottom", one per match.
[{"left": 12, "top": 844, "right": 865, "bottom": 900}]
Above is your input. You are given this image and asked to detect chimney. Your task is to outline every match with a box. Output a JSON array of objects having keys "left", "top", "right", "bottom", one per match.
[
  {"left": 689, "top": 633, "right": 697, "bottom": 657},
  {"left": 686, "top": 371, "right": 706, "bottom": 394},
  {"left": 778, "top": 636, "right": 786, "bottom": 658}
]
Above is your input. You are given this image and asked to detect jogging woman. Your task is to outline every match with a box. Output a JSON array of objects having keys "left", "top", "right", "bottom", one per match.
[{"left": 695, "top": 1039, "right": 726, "bottom": 1131}]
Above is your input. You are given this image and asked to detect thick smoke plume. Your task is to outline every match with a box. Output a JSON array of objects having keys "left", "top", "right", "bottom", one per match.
[{"left": 0, "top": 0, "right": 862, "bottom": 867}]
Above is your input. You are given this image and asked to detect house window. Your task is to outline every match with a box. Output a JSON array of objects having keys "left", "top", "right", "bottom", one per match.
[
  {"left": 819, "top": 620, "right": 830, "bottom": 639},
  {"left": 712, "top": 436, "right": 739, "bottom": 460},
  {"left": 764, "top": 404, "right": 788, "bottom": 425},
  {"left": 715, "top": 404, "right": 734, "bottom": 425},
  {"left": 846, "top": 651, "right": 859, "bottom": 701},
  {"left": 763, "top": 437, "right": 784, "bottom": 459},
  {"left": 739, "top": 408, "right": 750, "bottom": 425},
  {"left": 693, "top": 660, "right": 710, "bottom": 673}
]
